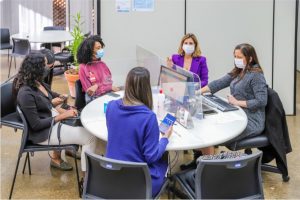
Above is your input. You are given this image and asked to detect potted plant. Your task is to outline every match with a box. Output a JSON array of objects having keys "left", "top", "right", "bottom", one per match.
[{"left": 64, "top": 12, "right": 84, "bottom": 97}]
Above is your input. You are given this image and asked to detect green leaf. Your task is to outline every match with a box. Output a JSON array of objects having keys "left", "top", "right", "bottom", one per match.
[{"left": 69, "top": 12, "right": 85, "bottom": 68}]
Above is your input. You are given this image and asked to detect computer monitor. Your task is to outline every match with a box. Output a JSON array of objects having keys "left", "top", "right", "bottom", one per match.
[
  {"left": 159, "top": 65, "right": 195, "bottom": 104},
  {"left": 159, "top": 65, "right": 201, "bottom": 128},
  {"left": 174, "top": 65, "right": 195, "bottom": 83},
  {"left": 159, "top": 65, "right": 188, "bottom": 84}
]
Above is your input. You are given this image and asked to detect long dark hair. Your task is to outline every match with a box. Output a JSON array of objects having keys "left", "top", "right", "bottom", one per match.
[
  {"left": 229, "top": 43, "right": 263, "bottom": 79},
  {"left": 12, "top": 53, "right": 46, "bottom": 98},
  {"left": 77, "top": 35, "right": 105, "bottom": 64},
  {"left": 123, "top": 67, "right": 153, "bottom": 110}
]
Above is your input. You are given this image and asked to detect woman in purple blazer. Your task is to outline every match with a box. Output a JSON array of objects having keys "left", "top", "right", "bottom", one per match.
[
  {"left": 167, "top": 33, "right": 209, "bottom": 88},
  {"left": 167, "top": 33, "right": 211, "bottom": 170}
]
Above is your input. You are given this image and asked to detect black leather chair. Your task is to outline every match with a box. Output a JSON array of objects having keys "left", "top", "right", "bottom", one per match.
[
  {"left": 42, "top": 26, "right": 73, "bottom": 75},
  {"left": 75, "top": 80, "right": 86, "bottom": 111},
  {"left": 9, "top": 106, "right": 81, "bottom": 199},
  {"left": 171, "top": 152, "right": 264, "bottom": 199},
  {"left": 226, "top": 88, "right": 291, "bottom": 182},
  {"left": 83, "top": 151, "right": 168, "bottom": 199},
  {"left": 0, "top": 28, "right": 13, "bottom": 64},
  {"left": 44, "top": 26, "right": 65, "bottom": 31},
  {"left": 0, "top": 81, "right": 23, "bottom": 131},
  {"left": 227, "top": 136, "right": 290, "bottom": 183},
  {"left": 53, "top": 48, "right": 73, "bottom": 75}
]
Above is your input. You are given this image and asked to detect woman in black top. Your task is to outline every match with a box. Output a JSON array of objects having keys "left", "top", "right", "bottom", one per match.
[{"left": 13, "top": 53, "right": 97, "bottom": 175}]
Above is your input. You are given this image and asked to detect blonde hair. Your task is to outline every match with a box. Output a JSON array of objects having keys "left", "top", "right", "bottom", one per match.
[{"left": 177, "top": 33, "right": 202, "bottom": 57}]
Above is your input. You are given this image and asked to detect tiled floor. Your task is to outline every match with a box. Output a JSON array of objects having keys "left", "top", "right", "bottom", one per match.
[{"left": 1, "top": 55, "right": 299, "bottom": 199}]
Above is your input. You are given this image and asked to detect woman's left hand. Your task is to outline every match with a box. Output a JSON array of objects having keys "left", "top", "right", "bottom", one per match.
[
  {"left": 227, "top": 94, "right": 239, "bottom": 106},
  {"left": 166, "top": 57, "right": 174, "bottom": 68},
  {"left": 112, "top": 86, "right": 120, "bottom": 92}
]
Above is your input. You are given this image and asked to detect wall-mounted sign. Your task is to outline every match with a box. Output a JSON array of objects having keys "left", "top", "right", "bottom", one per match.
[
  {"left": 133, "top": 0, "right": 154, "bottom": 12},
  {"left": 116, "top": 0, "right": 131, "bottom": 12}
]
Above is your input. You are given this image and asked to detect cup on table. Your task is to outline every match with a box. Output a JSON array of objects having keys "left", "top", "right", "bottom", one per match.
[{"left": 104, "top": 102, "right": 108, "bottom": 113}]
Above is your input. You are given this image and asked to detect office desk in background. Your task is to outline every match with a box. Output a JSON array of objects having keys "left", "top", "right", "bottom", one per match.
[
  {"left": 81, "top": 91, "right": 248, "bottom": 151},
  {"left": 11, "top": 30, "right": 73, "bottom": 44}
]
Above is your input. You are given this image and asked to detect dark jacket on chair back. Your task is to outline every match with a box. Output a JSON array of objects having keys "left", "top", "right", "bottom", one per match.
[
  {"left": 260, "top": 88, "right": 292, "bottom": 176},
  {"left": 17, "top": 83, "right": 59, "bottom": 143}
]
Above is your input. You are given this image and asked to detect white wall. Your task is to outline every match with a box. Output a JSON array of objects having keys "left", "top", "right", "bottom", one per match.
[
  {"left": 0, "top": 0, "right": 12, "bottom": 30},
  {"left": 100, "top": 0, "right": 185, "bottom": 86},
  {"left": 0, "top": 0, "right": 95, "bottom": 35},
  {"left": 99, "top": 0, "right": 296, "bottom": 114},
  {"left": 1, "top": 0, "right": 52, "bottom": 35},
  {"left": 186, "top": 0, "right": 273, "bottom": 98},
  {"left": 273, "top": 0, "right": 296, "bottom": 114},
  {"left": 69, "top": 0, "right": 96, "bottom": 35}
]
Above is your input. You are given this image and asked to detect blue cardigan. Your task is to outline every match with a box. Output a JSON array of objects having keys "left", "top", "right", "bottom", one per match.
[{"left": 105, "top": 99, "right": 169, "bottom": 197}]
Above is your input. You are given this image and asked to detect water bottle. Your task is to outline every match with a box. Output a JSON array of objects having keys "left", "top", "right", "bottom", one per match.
[{"left": 157, "top": 89, "right": 165, "bottom": 119}]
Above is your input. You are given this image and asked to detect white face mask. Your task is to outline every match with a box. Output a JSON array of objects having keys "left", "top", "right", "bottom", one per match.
[
  {"left": 182, "top": 44, "right": 195, "bottom": 55},
  {"left": 234, "top": 58, "right": 246, "bottom": 69}
]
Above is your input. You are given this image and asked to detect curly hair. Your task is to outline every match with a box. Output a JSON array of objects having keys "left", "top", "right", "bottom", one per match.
[
  {"left": 13, "top": 53, "right": 46, "bottom": 97},
  {"left": 77, "top": 35, "right": 105, "bottom": 64}
]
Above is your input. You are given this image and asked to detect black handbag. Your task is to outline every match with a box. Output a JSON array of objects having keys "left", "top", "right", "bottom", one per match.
[
  {"left": 47, "top": 116, "right": 81, "bottom": 159},
  {"left": 59, "top": 103, "right": 82, "bottom": 127},
  {"left": 60, "top": 116, "right": 82, "bottom": 127}
]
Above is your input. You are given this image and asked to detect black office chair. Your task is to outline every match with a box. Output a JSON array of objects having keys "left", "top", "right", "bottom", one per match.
[
  {"left": 8, "top": 38, "right": 31, "bottom": 78},
  {"left": 53, "top": 48, "right": 73, "bottom": 75},
  {"left": 9, "top": 106, "right": 81, "bottom": 199},
  {"left": 44, "top": 26, "right": 65, "bottom": 31},
  {"left": 41, "top": 26, "right": 72, "bottom": 75},
  {"left": 75, "top": 80, "right": 86, "bottom": 111},
  {"left": 171, "top": 152, "right": 264, "bottom": 199},
  {"left": 0, "top": 28, "right": 13, "bottom": 64},
  {"left": 226, "top": 88, "right": 292, "bottom": 182},
  {"left": 83, "top": 152, "right": 168, "bottom": 199},
  {"left": 0, "top": 81, "right": 23, "bottom": 131}
]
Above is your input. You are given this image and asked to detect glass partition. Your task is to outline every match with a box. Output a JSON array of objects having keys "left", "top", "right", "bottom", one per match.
[
  {"left": 158, "top": 65, "right": 204, "bottom": 129},
  {"left": 136, "top": 45, "right": 162, "bottom": 86}
]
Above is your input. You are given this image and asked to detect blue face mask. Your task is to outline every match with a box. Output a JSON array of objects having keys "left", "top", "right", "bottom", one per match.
[{"left": 96, "top": 49, "right": 104, "bottom": 59}]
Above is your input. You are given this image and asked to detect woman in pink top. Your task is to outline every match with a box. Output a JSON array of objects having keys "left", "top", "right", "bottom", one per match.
[{"left": 77, "top": 35, "right": 119, "bottom": 103}]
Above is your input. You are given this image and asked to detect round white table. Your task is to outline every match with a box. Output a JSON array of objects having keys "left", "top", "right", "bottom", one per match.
[
  {"left": 81, "top": 91, "right": 248, "bottom": 151},
  {"left": 11, "top": 30, "right": 72, "bottom": 43}
]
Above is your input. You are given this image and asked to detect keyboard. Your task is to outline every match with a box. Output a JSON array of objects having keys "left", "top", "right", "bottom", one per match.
[
  {"left": 202, "top": 94, "right": 239, "bottom": 112},
  {"left": 202, "top": 103, "right": 218, "bottom": 115}
]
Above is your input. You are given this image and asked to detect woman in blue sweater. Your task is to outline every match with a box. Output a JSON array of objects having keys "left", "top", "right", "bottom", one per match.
[{"left": 105, "top": 67, "right": 173, "bottom": 197}]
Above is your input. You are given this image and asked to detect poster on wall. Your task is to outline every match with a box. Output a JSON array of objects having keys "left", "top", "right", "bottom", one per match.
[
  {"left": 116, "top": 0, "right": 131, "bottom": 12},
  {"left": 132, "top": 0, "right": 154, "bottom": 12}
]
